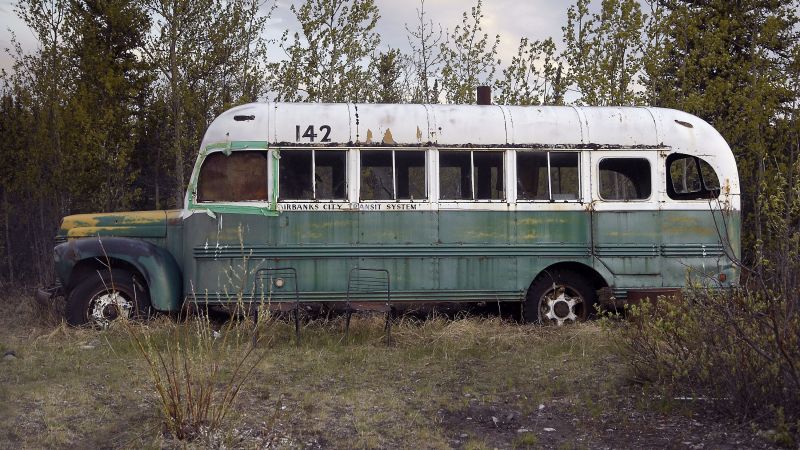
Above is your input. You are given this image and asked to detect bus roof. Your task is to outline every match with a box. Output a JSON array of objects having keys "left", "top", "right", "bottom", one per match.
[{"left": 199, "top": 102, "right": 739, "bottom": 195}]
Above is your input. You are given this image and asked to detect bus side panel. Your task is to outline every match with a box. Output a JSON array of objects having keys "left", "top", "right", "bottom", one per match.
[
  {"left": 660, "top": 209, "right": 740, "bottom": 287},
  {"left": 514, "top": 210, "right": 593, "bottom": 290},
  {"left": 592, "top": 210, "right": 662, "bottom": 288}
]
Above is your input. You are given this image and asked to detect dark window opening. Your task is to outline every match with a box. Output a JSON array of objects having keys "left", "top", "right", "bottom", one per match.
[
  {"left": 361, "top": 150, "right": 427, "bottom": 201},
  {"left": 474, "top": 152, "right": 504, "bottom": 200},
  {"left": 360, "top": 151, "right": 394, "bottom": 200},
  {"left": 440, "top": 152, "right": 473, "bottom": 200},
  {"left": 197, "top": 151, "right": 269, "bottom": 202},
  {"left": 315, "top": 151, "right": 347, "bottom": 199},
  {"left": 517, "top": 152, "right": 579, "bottom": 201},
  {"left": 666, "top": 153, "right": 720, "bottom": 200},
  {"left": 279, "top": 150, "right": 313, "bottom": 200},
  {"left": 599, "top": 158, "right": 651, "bottom": 200},
  {"left": 396, "top": 152, "right": 426, "bottom": 199},
  {"left": 279, "top": 149, "right": 347, "bottom": 200}
]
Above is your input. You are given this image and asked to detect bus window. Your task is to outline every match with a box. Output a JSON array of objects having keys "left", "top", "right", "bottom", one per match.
[
  {"left": 440, "top": 151, "right": 504, "bottom": 200},
  {"left": 698, "top": 158, "right": 720, "bottom": 191},
  {"left": 440, "top": 152, "right": 473, "bottom": 200},
  {"left": 197, "top": 151, "right": 269, "bottom": 202},
  {"left": 360, "top": 151, "right": 394, "bottom": 200},
  {"left": 666, "top": 153, "right": 720, "bottom": 200},
  {"left": 516, "top": 153, "right": 548, "bottom": 200},
  {"left": 360, "top": 150, "right": 427, "bottom": 201},
  {"left": 279, "top": 149, "right": 347, "bottom": 200},
  {"left": 395, "top": 151, "right": 426, "bottom": 200},
  {"left": 517, "top": 152, "right": 579, "bottom": 201},
  {"left": 599, "top": 158, "right": 651, "bottom": 200},
  {"left": 474, "top": 152, "right": 504, "bottom": 200},
  {"left": 315, "top": 150, "right": 347, "bottom": 199},
  {"left": 668, "top": 154, "right": 702, "bottom": 194}
]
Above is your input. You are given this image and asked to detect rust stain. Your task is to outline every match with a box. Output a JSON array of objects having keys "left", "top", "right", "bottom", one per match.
[
  {"left": 366, "top": 129, "right": 373, "bottom": 144},
  {"left": 416, "top": 126, "right": 422, "bottom": 142},
  {"left": 382, "top": 128, "right": 395, "bottom": 144}
]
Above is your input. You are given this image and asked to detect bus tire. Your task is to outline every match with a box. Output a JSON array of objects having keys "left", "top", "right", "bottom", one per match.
[
  {"left": 65, "top": 268, "right": 152, "bottom": 327},
  {"left": 524, "top": 270, "right": 595, "bottom": 325}
]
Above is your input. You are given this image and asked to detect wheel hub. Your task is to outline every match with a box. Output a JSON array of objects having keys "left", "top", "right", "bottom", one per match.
[
  {"left": 91, "top": 292, "right": 132, "bottom": 327},
  {"left": 542, "top": 287, "right": 581, "bottom": 326}
]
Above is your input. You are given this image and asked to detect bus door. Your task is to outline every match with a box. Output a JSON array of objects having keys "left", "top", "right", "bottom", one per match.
[{"left": 589, "top": 151, "right": 662, "bottom": 289}]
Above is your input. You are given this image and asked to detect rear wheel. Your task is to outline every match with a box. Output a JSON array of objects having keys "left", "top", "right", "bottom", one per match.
[
  {"left": 65, "top": 268, "right": 152, "bottom": 327},
  {"left": 524, "top": 270, "right": 595, "bottom": 325}
]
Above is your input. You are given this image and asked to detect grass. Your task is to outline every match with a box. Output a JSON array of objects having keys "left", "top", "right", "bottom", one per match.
[{"left": 0, "top": 291, "right": 778, "bottom": 448}]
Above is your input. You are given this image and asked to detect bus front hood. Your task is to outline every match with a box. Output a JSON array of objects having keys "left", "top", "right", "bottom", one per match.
[{"left": 58, "top": 210, "right": 182, "bottom": 239}]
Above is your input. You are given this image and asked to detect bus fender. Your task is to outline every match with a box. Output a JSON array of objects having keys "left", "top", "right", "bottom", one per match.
[
  {"left": 534, "top": 260, "right": 615, "bottom": 291},
  {"left": 54, "top": 237, "right": 182, "bottom": 312}
]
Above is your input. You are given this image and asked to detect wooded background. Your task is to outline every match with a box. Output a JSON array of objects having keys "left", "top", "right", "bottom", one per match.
[{"left": 0, "top": 0, "right": 798, "bottom": 285}]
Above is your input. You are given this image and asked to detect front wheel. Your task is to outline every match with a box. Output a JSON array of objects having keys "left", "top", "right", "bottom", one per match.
[
  {"left": 65, "top": 268, "right": 152, "bottom": 327},
  {"left": 524, "top": 270, "right": 596, "bottom": 325}
]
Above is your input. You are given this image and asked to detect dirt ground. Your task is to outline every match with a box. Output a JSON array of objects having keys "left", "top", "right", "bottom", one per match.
[{"left": 0, "top": 292, "right": 781, "bottom": 449}]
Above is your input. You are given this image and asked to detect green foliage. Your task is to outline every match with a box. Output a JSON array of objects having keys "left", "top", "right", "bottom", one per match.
[
  {"left": 271, "top": 0, "right": 380, "bottom": 102},
  {"left": 142, "top": 0, "right": 272, "bottom": 207},
  {"left": 642, "top": 0, "right": 799, "bottom": 259},
  {"left": 371, "top": 49, "right": 406, "bottom": 103},
  {"left": 439, "top": 0, "right": 500, "bottom": 104},
  {"left": 494, "top": 37, "right": 565, "bottom": 106},
  {"left": 562, "top": 0, "right": 646, "bottom": 105}
]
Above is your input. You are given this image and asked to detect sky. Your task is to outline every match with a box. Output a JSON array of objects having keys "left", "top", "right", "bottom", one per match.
[{"left": 0, "top": 0, "right": 604, "bottom": 76}]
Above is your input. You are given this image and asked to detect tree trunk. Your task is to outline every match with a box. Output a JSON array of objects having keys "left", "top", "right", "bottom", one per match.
[{"left": 2, "top": 188, "right": 13, "bottom": 284}]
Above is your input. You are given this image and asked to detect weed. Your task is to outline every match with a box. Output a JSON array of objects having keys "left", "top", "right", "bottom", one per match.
[{"left": 121, "top": 300, "right": 272, "bottom": 441}]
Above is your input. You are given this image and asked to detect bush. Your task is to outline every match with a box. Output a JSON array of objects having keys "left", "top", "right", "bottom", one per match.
[{"left": 620, "top": 288, "right": 799, "bottom": 420}]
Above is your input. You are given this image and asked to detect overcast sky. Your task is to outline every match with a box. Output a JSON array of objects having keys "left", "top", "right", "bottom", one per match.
[{"left": 0, "top": 0, "right": 607, "bottom": 75}]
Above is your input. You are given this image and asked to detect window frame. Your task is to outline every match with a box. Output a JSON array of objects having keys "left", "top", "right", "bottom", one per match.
[
  {"left": 665, "top": 152, "right": 721, "bottom": 201},
  {"left": 438, "top": 149, "right": 506, "bottom": 202},
  {"left": 278, "top": 147, "right": 349, "bottom": 202},
  {"left": 358, "top": 148, "right": 428, "bottom": 202},
  {"left": 515, "top": 150, "right": 582, "bottom": 203},
  {"left": 597, "top": 156, "right": 653, "bottom": 202}
]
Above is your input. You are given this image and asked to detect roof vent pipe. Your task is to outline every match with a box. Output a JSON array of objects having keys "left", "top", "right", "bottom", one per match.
[{"left": 476, "top": 86, "right": 491, "bottom": 105}]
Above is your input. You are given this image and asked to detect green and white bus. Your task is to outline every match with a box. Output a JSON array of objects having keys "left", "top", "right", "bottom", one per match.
[{"left": 43, "top": 102, "right": 740, "bottom": 326}]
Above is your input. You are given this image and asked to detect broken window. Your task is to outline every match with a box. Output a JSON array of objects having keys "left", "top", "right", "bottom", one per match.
[
  {"left": 279, "top": 149, "right": 347, "bottom": 200},
  {"left": 360, "top": 150, "right": 427, "bottom": 200},
  {"left": 666, "top": 153, "right": 720, "bottom": 200},
  {"left": 599, "top": 158, "right": 651, "bottom": 200},
  {"left": 439, "top": 151, "right": 504, "bottom": 200},
  {"left": 197, "top": 151, "right": 269, "bottom": 202},
  {"left": 517, "top": 152, "right": 579, "bottom": 201}
]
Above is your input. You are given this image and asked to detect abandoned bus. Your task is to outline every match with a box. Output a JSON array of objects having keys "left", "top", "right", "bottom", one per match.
[{"left": 41, "top": 102, "right": 740, "bottom": 326}]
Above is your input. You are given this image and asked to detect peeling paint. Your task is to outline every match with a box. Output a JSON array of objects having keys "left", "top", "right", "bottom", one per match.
[{"left": 382, "top": 128, "right": 395, "bottom": 144}]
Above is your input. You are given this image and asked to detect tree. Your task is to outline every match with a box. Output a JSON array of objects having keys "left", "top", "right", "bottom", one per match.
[
  {"left": 562, "top": 0, "right": 645, "bottom": 105},
  {"left": 61, "top": 0, "right": 151, "bottom": 212},
  {"left": 271, "top": 0, "right": 380, "bottom": 103},
  {"left": 642, "top": 0, "right": 799, "bottom": 261},
  {"left": 405, "top": 0, "right": 443, "bottom": 103},
  {"left": 439, "top": 0, "right": 500, "bottom": 104},
  {"left": 142, "top": 0, "right": 271, "bottom": 207},
  {"left": 494, "top": 37, "right": 565, "bottom": 106},
  {"left": 371, "top": 49, "right": 406, "bottom": 103}
]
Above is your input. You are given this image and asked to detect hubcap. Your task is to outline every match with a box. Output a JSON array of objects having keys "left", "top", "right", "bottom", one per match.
[
  {"left": 541, "top": 285, "right": 583, "bottom": 326},
  {"left": 90, "top": 291, "right": 133, "bottom": 327}
]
